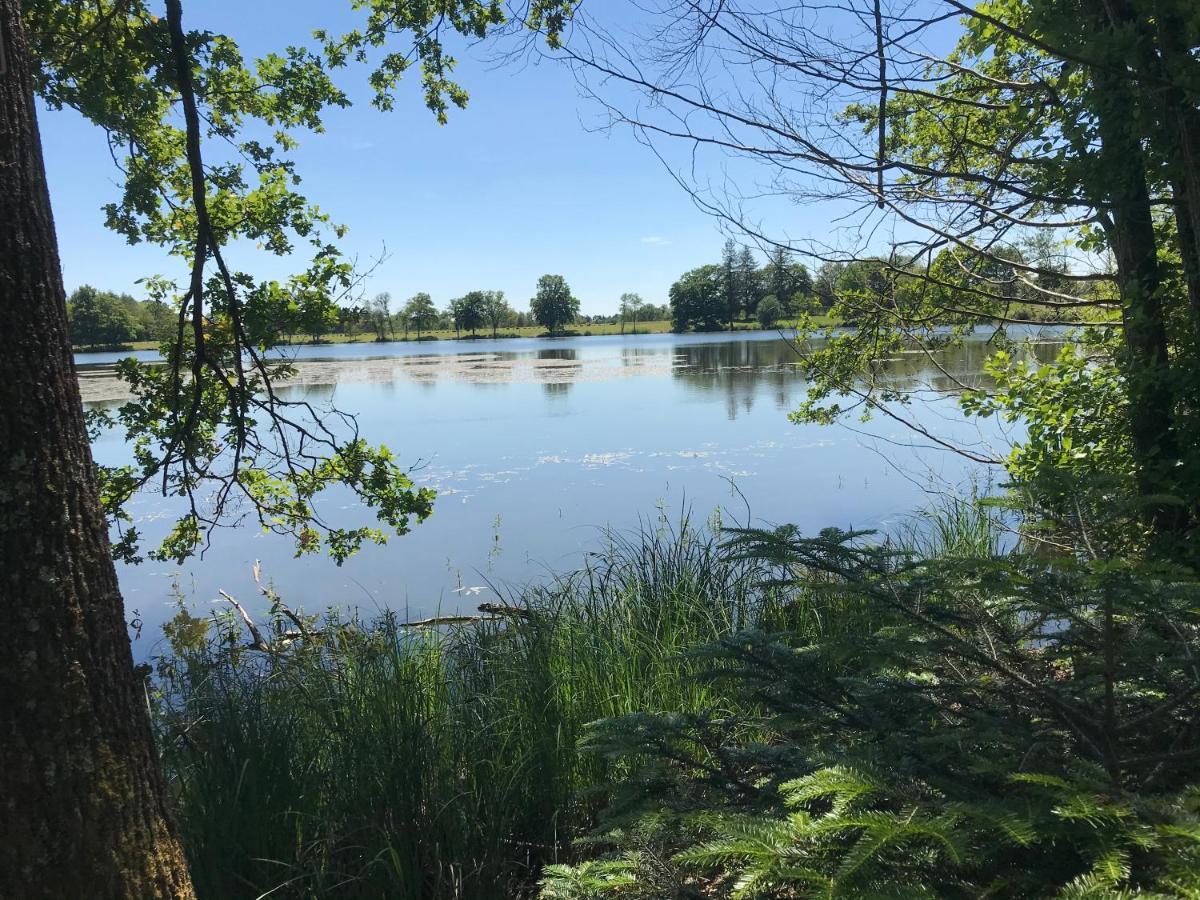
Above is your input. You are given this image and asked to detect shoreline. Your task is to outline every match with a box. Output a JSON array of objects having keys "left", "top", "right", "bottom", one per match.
[{"left": 69, "top": 316, "right": 842, "bottom": 354}]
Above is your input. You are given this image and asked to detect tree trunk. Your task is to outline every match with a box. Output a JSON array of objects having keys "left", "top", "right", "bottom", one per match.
[
  {"left": 1151, "top": 0, "right": 1200, "bottom": 333},
  {"left": 1088, "top": 38, "right": 1183, "bottom": 534},
  {"left": 0, "top": 2, "right": 195, "bottom": 897},
  {"left": 1173, "top": 185, "right": 1200, "bottom": 332}
]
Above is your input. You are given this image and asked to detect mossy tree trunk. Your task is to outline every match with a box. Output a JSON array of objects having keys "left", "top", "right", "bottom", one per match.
[{"left": 0, "top": 1, "right": 195, "bottom": 896}]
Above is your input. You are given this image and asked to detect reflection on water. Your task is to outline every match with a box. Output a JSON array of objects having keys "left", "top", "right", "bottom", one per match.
[
  {"left": 78, "top": 329, "right": 1060, "bottom": 406},
  {"left": 77, "top": 328, "right": 1065, "bottom": 647}
]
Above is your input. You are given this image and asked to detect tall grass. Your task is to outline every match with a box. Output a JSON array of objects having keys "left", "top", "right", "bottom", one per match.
[
  {"left": 153, "top": 519, "right": 781, "bottom": 899},
  {"left": 895, "top": 494, "right": 1008, "bottom": 558},
  {"left": 154, "top": 504, "right": 1008, "bottom": 898}
]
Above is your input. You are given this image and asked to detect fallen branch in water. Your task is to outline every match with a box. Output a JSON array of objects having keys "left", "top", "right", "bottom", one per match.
[
  {"left": 218, "top": 588, "right": 321, "bottom": 651},
  {"left": 401, "top": 613, "right": 503, "bottom": 629}
]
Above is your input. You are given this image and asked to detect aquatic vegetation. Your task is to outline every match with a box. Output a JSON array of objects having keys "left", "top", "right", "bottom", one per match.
[{"left": 152, "top": 519, "right": 779, "bottom": 898}]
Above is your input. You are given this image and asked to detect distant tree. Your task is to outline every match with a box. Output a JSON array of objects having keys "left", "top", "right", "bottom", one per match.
[
  {"left": 138, "top": 298, "right": 178, "bottom": 341},
  {"left": 766, "top": 247, "right": 814, "bottom": 313},
  {"left": 68, "top": 285, "right": 139, "bottom": 348},
  {"left": 619, "top": 292, "right": 646, "bottom": 334},
  {"left": 368, "top": 292, "right": 393, "bottom": 341},
  {"left": 813, "top": 261, "right": 845, "bottom": 309},
  {"left": 670, "top": 265, "right": 725, "bottom": 332},
  {"left": 296, "top": 292, "right": 339, "bottom": 343},
  {"left": 479, "top": 290, "right": 514, "bottom": 338},
  {"left": 531, "top": 274, "right": 579, "bottom": 335},
  {"left": 67, "top": 287, "right": 180, "bottom": 344},
  {"left": 757, "top": 295, "right": 784, "bottom": 329},
  {"left": 336, "top": 304, "right": 362, "bottom": 336},
  {"left": 452, "top": 291, "right": 487, "bottom": 337},
  {"left": 640, "top": 302, "right": 670, "bottom": 322},
  {"left": 720, "top": 238, "right": 740, "bottom": 331},
  {"left": 836, "top": 258, "right": 895, "bottom": 316},
  {"left": 737, "top": 245, "right": 763, "bottom": 315},
  {"left": 445, "top": 298, "right": 463, "bottom": 338},
  {"left": 403, "top": 292, "right": 438, "bottom": 339}
]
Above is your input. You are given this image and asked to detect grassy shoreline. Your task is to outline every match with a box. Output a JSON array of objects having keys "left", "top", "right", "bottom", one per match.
[
  {"left": 150, "top": 502, "right": 1200, "bottom": 898},
  {"left": 72, "top": 309, "right": 1092, "bottom": 355},
  {"left": 72, "top": 316, "right": 844, "bottom": 354},
  {"left": 153, "top": 519, "right": 775, "bottom": 899}
]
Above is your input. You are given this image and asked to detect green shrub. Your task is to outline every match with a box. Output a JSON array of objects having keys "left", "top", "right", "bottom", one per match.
[{"left": 541, "top": 522, "right": 1200, "bottom": 897}]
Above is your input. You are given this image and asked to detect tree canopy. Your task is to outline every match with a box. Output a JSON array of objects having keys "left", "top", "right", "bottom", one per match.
[
  {"left": 19, "top": 0, "right": 577, "bottom": 564},
  {"left": 68, "top": 285, "right": 140, "bottom": 347},
  {"left": 531, "top": 274, "right": 580, "bottom": 334},
  {"left": 403, "top": 291, "right": 438, "bottom": 337},
  {"left": 564, "top": 0, "right": 1200, "bottom": 552},
  {"left": 669, "top": 264, "right": 726, "bottom": 332}
]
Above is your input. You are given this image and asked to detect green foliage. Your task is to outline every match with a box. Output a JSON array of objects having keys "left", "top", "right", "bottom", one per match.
[
  {"left": 732, "top": 243, "right": 763, "bottom": 317},
  {"left": 403, "top": 291, "right": 439, "bottom": 337},
  {"left": 67, "top": 286, "right": 178, "bottom": 346},
  {"left": 479, "top": 289, "right": 514, "bottom": 337},
  {"left": 770, "top": 0, "right": 1199, "bottom": 542},
  {"left": 68, "top": 285, "right": 140, "bottom": 347},
  {"left": 294, "top": 288, "right": 339, "bottom": 341},
  {"left": 766, "top": 247, "right": 812, "bottom": 314},
  {"left": 540, "top": 859, "right": 640, "bottom": 899},
  {"left": 89, "top": 342, "right": 434, "bottom": 564},
  {"left": 619, "top": 292, "right": 646, "bottom": 331},
  {"left": 532, "top": 274, "right": 580, "bottom": 334},
  {"left": 756, "top": 296, "right": 783, "bottom": 329},
  {"left": 26, "top": 0, "right": 576, "bottom": 563},
  {"left": 450, "top": 290, "right": 489, "bottom": 336},
  {"left": 154, "top": 518, "right": 778, "bottom": 898},
  {"left": 670, "top": 244, "right": 813, "bottom": 332},
  {"left": 670, "top": 264, "right": 725, "bottom": 332},
  {"left": 961, "top": 332, "right": 1144, "bottom": 551},
  {"left": 543, "top": 518, "right": 1200, "bottom": 897},
  {"left": 367, "top": 290, "right": 394, "bottom": 340},
  {"left": 316, "top": 0, "right": 576, "bottom": 122}
]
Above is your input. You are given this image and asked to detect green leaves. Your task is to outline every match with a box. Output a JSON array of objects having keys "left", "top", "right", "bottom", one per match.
[
  {"left": 532, "top": 274, "right": 580, "bottom": 334},
  {"left": 542, "top": 521, "right": 1200, "bottom": 897},
  {"left": 320, "top": 0, "right": 575, "bottom": 122},
  {"left": 27, "top": 0, "right": 575, "bottom": 564},
  {"left": 670, "top": 264, "right": 725, "bottom": 332}
]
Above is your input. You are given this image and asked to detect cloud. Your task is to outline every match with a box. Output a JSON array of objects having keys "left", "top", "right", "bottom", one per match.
[
  {"left": 640, "top": 236, "right": 672, "bottom": 246},
  {"left": 350, "top": 140, "right": 375, "bottom": 151}
]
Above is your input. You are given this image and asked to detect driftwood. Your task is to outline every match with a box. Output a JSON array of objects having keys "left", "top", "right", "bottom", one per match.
[
  {"left": 400, "top": 613, "right": 503, "bottom": 629},
  {"left": 219, "top": 563, "right": 535, "bottom": 648},
  {"left": 401, "top": 604, "right": 532, "bottom": 629}
]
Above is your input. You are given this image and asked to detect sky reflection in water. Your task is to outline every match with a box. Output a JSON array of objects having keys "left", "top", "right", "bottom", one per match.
[{"left": 78, "top": 329, "right": 1057, "bottom": 647}]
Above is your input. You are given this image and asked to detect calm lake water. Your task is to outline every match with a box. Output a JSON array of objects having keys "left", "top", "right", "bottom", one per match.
[{"left": 78, "top": 329, "right": 1056, "bottom": 647}]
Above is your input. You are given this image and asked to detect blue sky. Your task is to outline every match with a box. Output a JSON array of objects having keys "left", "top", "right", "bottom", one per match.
[{"left": 39, "top": 1, "right": 826, "bottom": 317}]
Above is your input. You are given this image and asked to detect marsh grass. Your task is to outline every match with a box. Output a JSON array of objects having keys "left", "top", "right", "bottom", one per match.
[
  {"left": 153, "top": 505, "right": 1003, "bottom": 898},
  {"left": 153, "top": 518, "right": 783, "bottom": 899},
  {"left": 897, "top": 494, "right": 1009, "bottom": 558}
]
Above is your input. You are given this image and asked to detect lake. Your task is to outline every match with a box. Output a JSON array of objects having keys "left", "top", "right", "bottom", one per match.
[{"left": 79, "top": 329, "right": 1055, "bottom": 647}]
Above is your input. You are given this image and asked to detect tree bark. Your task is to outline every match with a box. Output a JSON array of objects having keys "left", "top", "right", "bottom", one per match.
[
  {"left": 0, "top": 2, "right": 195, "bottom": 896},
  {"left": 1151, "top": 0, "right": 1200, "bottom": 334},
  {"left": 1085, "top": 5, "right": 1183, "bottom": 534}
]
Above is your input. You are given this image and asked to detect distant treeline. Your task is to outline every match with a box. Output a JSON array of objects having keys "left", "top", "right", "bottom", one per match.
[
  {"left": 67, "top": 275, "right": 673, "bottom": 349},
  {"left": 667, "top": 237, "right": 1111, "bottom": 334},
  {"left": 67, "top": 286, "right": 178, "bottom": 348},
  {"left": 362, "top": 278, "right": 672, "bottom": 342},
  {"left": 69, "top": 240, "right": 1102, "bottom": 349}
]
